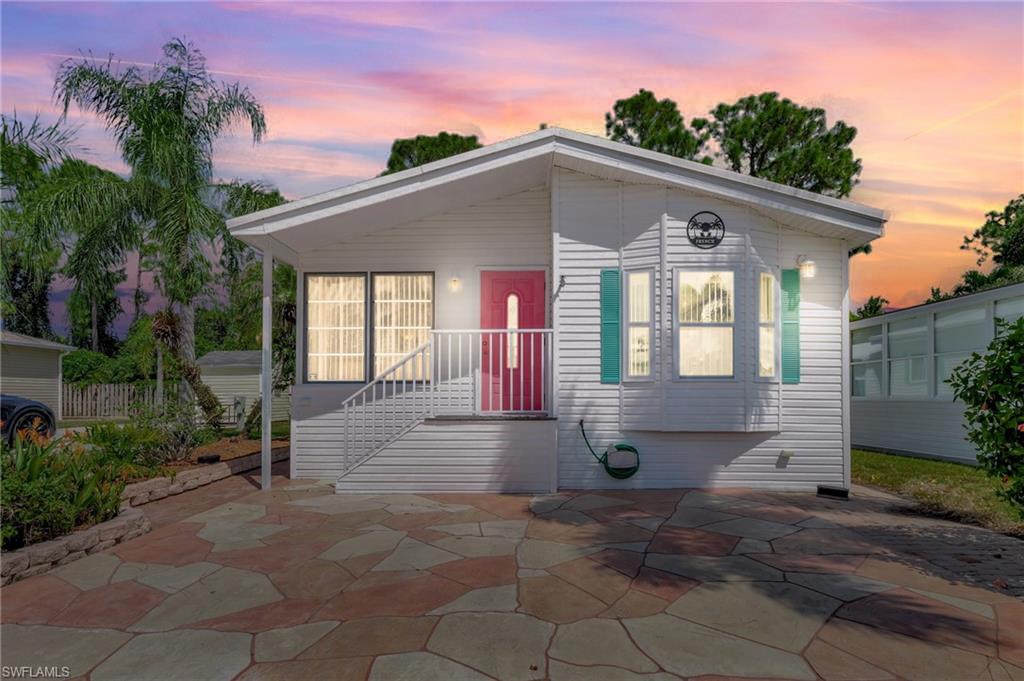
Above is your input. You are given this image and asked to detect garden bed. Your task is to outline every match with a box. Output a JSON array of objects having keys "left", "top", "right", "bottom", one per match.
[
  {"left": 121, "top": 445, "right": 289, "bottom": 506},
  {"left": 1, "top": 508, "right": 150, "bottom": 585}
]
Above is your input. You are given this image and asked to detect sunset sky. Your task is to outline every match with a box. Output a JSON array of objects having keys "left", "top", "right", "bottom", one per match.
[{"left": 2, "top": 1, "right": 1022, "bottom": 333}]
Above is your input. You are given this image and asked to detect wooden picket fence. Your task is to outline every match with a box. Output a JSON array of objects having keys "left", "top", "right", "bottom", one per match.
[{"left": 62, "top": 383, "right": 179, "bottom": 420}]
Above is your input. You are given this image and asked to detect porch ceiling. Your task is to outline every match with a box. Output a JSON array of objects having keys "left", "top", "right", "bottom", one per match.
[{"left": 229, "top": 128, "right": 887, "bottom": 262}]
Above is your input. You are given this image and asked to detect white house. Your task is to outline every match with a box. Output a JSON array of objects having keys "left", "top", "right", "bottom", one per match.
[
  {"left": 196, "top": 351, "right": 290, "bottom": 427},
  {"left": 227, "top": 128, "right": 887, "bottom": 493},
  {"left": 0, "top": 330, "right": 74, "bottom": 419},
  {"left": 850, "top": 282, "right": 1024, "bottom": 463}
]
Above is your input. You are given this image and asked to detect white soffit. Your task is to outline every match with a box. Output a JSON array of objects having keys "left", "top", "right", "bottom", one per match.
[{"left": 229, "top": 128, "right": 887, "bottom": 258}]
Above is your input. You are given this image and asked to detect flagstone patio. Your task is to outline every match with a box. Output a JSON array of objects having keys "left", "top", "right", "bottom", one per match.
[{"left": 2, "top": 470, "right": 1022, "bottom": 681}]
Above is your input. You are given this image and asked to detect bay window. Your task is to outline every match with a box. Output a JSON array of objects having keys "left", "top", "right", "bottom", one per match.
[
  {"left": 677, "top": 270, "right": 734, "bottom": 377},
  {"left": 626, "top": 270, "right": 653, "bottom": 378},
  {"left": 757, "top": 271, "right": 777, "bottom": 378},
  {"left": 305, "top": 272, "right": 433, "bottom": 382}
]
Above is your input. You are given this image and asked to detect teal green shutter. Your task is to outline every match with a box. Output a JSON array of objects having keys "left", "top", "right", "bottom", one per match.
[
  {"left": 781, "top": 269, "right": 801, "bottom": 384},
  {"left": 600, "top": 269, "right": 622, "bottom": 384}
]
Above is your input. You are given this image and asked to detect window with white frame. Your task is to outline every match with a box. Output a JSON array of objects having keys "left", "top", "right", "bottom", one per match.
[
  {"left": 626, "top": 270, "right": 653, "bottom": 378},
  {"left": 888, "top": 317, "right": 928, "bottom": 397},
  {"left": 372, "top": 273, "right": 434, "bottom": 380},
  {"left": 677, "top": 271, "right": 734, "bottom": 377},
  {"left": 305, "top": 272, "right": 433, "bottom": 382},
  {"left": 757, "top": 271, "right": 777, "bottom": 378},
  {"left": 934, "top": 305, "right": 987, "bottom": 397},
  {"left": 851, "top": 325, "right": 883, "bottom": 397},
  {"left": 306, "top": 274, "right": 366, "bottom": 382}
]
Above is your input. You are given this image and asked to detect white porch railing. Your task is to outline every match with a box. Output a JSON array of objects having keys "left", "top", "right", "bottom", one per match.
[{"left": 339, "top": 329, "right": 553, "bottom": 476}]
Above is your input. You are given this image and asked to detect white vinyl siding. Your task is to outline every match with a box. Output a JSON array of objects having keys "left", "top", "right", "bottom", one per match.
[
  {"left": 200, "top": 367, "right": 290, "bottom": 424},
  {"left": 291, "top": 187, "right": 550, "bottom": 479},
  {"left": 555, "top": 169, "right": 843, "bottom": 490},
  {"left": 1, "top": 345, "right": 62, "bottom": 417}
]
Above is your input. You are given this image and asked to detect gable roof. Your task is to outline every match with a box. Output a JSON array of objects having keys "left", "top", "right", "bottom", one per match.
[
  {"left": 197, "top": 350, "right": 261, "bottom": 369},
  {"left": 228, "top": 127, "right": 887, "bottom": 263},
  {"left": 0, "top": 330, "right": 74, "bottom": 352}
]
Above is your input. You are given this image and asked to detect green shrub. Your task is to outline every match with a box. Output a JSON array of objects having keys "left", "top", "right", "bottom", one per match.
[
  {"left": 62, "top": 349, "right": 113, "bottom": 384},
  {"left": 79, "top": 422, "right": 166, "bottom": 467},
  {"left": 949, "top": 317, "right": 1024, "bottom": 511},
  {"left": 132, "top": 401, "right": 208, "bottom": 462},
  {"left": 1, "top": 438, "right": 125, "bottom": 550}
]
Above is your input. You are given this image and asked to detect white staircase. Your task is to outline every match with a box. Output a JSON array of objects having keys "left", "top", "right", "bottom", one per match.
[{"left": 336, "top": 330, "right": 553, "bottom": 482}]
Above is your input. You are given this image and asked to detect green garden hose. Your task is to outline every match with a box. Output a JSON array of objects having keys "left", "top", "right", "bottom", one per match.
[{"left": 579, "top": 419, "right": 640, "bottom": 480}]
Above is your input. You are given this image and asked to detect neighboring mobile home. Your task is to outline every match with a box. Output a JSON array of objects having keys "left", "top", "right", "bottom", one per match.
[
  {"left": 850, "top": 282, "right": 1024, "bottom": 463},
  {"left": 228, "top": 128, "right": 887, "bottom": 493},
  {"left": 0, "top": 330, "right": 74, "bottom": 419},
  {"left": 197, "top": 351, "right": 290, "bottom": 427}
]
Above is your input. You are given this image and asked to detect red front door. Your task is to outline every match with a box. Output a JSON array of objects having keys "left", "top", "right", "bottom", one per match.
[{"left": 480, "top": 271, "right": 545, "bottom": 412}]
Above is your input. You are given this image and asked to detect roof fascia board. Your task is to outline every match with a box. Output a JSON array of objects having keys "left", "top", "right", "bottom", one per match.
[
  {"left": 850, "top": 281, "right": 1024, "bottom": 329},
  {"left": 552, "top": 143, "right": 883, "bottom": 240},
  {"left": 228, "top": 129, "right": 557, "bottom": 232}
]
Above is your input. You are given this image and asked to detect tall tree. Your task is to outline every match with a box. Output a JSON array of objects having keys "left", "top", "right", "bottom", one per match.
[
  {"left": 55, "top": 159, "right": 139, "bottom": 351},
  {"left": 605, "top": 89, "right": 711, "bottom": 162},
  {"left": 54, "top": 38, "right": 267, "bottom": 368},
  {"left": 703, "top": 92, "right": 862, "bottom": 198},
  {"left": 67, "top": 270, "right": 123, "bottom": 353},
  {"left": 962, "top": 194, "right": 1024, "bottom": 269},
  {"left": 0, "top": 114, "right": 74, "bottom": 338},
  {"left": 851, "top": 295, "right": 889, "bottom": 321},
  {"left": 381, "top": 132, "right": 481, "bottom": 175}
]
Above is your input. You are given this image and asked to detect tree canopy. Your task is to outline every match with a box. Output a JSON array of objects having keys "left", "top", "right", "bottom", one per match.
[
  {"left": 605, "top": 89, "right": 711, "bottom": 163},
  {"left": 381, "top": 132, "right": 482, "bottom": 175}
]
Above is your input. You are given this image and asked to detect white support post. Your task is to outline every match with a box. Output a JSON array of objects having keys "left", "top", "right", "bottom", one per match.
[{"left": 261, "top": 247, "right": 274, "bottom": 491}]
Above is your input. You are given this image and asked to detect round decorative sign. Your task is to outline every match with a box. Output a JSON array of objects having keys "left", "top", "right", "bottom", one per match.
[{"left": 686, "top": 211, "right": 725, "bottom": 250}]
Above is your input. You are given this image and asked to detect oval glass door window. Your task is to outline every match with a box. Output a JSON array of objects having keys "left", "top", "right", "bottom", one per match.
[{"left": 507, "top": 293, "right": 519, "bottom": 369}]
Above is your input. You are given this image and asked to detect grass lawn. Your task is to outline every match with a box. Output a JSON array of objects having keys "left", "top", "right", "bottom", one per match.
[{"left": 852, "top": 448, "right": 1023, "bottom": 537}]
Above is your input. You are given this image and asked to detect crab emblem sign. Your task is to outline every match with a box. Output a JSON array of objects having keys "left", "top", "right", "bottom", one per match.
[{"left": 686, "top": 211, "right": 725, "bottom": 250}]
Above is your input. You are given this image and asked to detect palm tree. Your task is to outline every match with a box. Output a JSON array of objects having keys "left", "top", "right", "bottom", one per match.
[
  {"left": 56, "top": 160, "right": 139, "bottom": 351},
  {"left": 54, "top": 38, "right": 267, "bottom": 367},
  {"left": 0, "top": 114, "right": 76, "bottom": 337}
]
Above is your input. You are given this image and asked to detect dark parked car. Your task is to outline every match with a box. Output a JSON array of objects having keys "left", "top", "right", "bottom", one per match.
[{"left": 1, "top": 394, "right": 56, "bottom": 445}]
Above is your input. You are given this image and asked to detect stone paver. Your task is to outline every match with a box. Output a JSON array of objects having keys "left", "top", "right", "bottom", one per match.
[
  {"left": 549, "top": 618, "right": 658, "bottom": 672},
  {"left": 428, "top": 612, "right": 555, "bottom": 681},
  {"left": 667, "top": 580, "right": 840, "bottom": 651},
  {"left": 3, "top": 476, "right": 1020, "bottom": 681},
  {"left": 430, "top": 584, "right": 519, "bottom": 613},
  {"left": 92, "top": 628, "right": 251, "bottom": 681},
  {"left": 1, "top": 624, "right": 130, "bottom": 677},
  {"left": 517, "top": 538, "right": 600, "bottom": 569},
  {"left": 369, "top": 652, "right": 493, "bottom": 681},
  {"left": 547, "top": 659, "right": 680, "bottom": 681},
  {"left": 625, "top": 613, "right": 816, "bottom": 679},
  {"left": 645, "top": 553, "right": 784, "bottom": 582},
  {"left": 50, "top": 552, "right": 122, "bottom": 590},
  {"left": 254, "top": 621, "right": 338, "bottom": 662},
  {"left": 131, "top": 566, "right": 282, "bottom": 631}
]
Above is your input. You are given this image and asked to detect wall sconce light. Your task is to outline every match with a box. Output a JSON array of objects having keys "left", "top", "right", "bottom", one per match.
[
  {"left": 796, "top": 255, "right": 816, "bottom": 279},
  {"left": 448, "top": 274, "right": 462, "bottom": 292}
]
